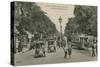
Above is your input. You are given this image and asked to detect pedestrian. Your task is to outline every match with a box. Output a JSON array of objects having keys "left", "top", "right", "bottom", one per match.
[
  {"left": 95, "top": 40, "right": 97, "bottom": 56},
  {"left": 68, "top": 40, "right": 72, "bottom": 59},
  {"left": 91, "top": 41, "right": 96, "bottom": 57},
  {"left": 42, "top": 44, "right": 46, "bottom": 57},
  {"left": 18, "top": 42, "right": 22, "bottom": 53},
  {"left": 64, "top": 45, "right": 68, "bottom": 58},
  {"left": 57, "top": 36, "right": 61, "bottom": 48},
  {"left": 96, "top": 43, "right": 98, "bottom": 55},
  {"left": 63, "top": 36, "right": 68, "bottom": 58}
]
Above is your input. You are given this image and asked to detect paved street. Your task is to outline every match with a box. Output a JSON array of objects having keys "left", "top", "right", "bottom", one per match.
[{"left": 15, "top": 48, "right": 97, "bottom": 66}]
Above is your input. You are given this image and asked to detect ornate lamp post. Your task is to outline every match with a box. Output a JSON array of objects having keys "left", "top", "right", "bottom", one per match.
[
  {"left": 59, "top": 16, "right": 62, "bottom": 34},
  {"left": 59, "top": 16, "right": 62, "bottom": 47}
]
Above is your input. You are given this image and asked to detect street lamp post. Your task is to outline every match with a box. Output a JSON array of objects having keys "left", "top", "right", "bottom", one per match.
[{"left": 59, "top": 16, "right": 62, "bottom": 47}]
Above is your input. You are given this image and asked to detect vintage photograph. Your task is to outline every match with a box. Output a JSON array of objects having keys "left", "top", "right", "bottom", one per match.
[{"left": 11, "top": 1, "right": 97, "bottom": 66}]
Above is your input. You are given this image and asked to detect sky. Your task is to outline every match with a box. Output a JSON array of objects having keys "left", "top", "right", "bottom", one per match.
[{"left": 36, "top": 2, "right": 75, "bottom": 34}]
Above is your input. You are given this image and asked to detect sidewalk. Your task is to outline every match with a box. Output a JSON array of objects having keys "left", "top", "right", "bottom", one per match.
[{"left": 15, "top": 48, "right": 97, "bottom": 66}]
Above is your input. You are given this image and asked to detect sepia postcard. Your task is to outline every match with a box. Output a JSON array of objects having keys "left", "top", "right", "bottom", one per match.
[{"left": 11, "top": 1, "right": 97, "bottom": 66}]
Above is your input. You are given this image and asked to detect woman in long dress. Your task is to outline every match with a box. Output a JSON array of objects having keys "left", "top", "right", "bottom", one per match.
[
  {"left": 63, "top": 36, "right": 72, "bottom": 59},
  {"left": 67, "top": 40, "right": 72, "bottom": 58},
  {"left": 63, "top": 36, "right": 68, "bottom": 58}
]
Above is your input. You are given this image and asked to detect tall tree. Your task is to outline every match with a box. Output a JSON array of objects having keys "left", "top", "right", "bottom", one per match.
[
  {"left": 14, "top": 2, "right": 57, "bottom": 35},
  {"left": 64, "top": 5, "right": 97, "bottom": 37}
]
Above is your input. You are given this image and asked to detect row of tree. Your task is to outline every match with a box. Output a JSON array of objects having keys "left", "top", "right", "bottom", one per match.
[
  {"left": 14, "top": 2, "right": 57, "bottom": 37},
  {"left": 64, "top": 5, "right": 97, "bottom": 38}
]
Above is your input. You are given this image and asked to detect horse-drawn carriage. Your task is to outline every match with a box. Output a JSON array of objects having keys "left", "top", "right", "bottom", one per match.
[
  {"left": 47, "top": 39, "right": 56, "bottom": 52},
  {"left": 34, "top": 40, "right": 46, "bottom": 58}
]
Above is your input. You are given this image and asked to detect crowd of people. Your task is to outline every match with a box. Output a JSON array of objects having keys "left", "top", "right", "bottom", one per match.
[
  {"left": 15, "top": 34, "right": 97, "bottom": 59},
  {"left": 62, "top": 35, "right": 97, "bottom": 59}
]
